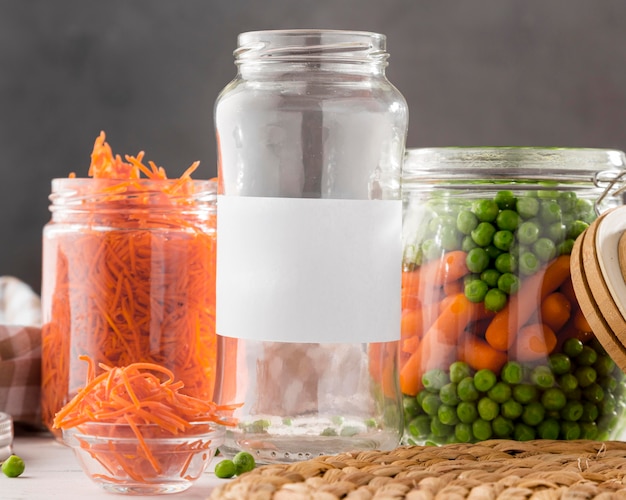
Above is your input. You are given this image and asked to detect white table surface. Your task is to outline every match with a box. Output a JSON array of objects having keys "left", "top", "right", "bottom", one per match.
[{"left": 3, "top": 431, "right": 228, "bottom": 500}]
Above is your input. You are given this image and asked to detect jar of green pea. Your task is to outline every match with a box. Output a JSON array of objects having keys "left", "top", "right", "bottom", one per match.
[{"left": 400, "top": 147, "right": 626, "bottom": 444}]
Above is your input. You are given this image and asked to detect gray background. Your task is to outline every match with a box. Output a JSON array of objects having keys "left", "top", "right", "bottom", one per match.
[{"left": 2, "top": 0, "right": 626, "bottom": 292}]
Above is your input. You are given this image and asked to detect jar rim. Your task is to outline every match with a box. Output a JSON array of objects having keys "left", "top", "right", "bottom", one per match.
[
  {"left": 403, "top": 146, "right": 626, "bottom": 180},
  {"left": 234, "top": 29, "right": 388, "bottom": 65}
]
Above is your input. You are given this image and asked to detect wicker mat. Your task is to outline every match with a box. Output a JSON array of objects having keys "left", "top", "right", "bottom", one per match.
[{"left": 209, "top": 439, "right": 626, "bottom": 500}]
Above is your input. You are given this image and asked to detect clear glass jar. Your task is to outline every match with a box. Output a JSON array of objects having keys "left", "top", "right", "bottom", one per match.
[
  {"left": 400, "top": 147, "right": 626, "bottom": 444},
  {"left": 41, "top": 178, "right": 217, "bottom": 437},
  {"left": 213, "top": 29, "right": 409, "bottom": 462}
]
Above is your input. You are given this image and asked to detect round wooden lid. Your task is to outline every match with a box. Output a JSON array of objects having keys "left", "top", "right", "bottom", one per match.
[{"left": 571, "top": 206, "right": 626, "bottom": 372}]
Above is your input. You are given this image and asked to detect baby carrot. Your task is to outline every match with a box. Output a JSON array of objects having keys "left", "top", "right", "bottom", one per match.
[
  {"left": 401, "top": 303, "right": 441, "bottom": 340},
  {"left": 511, "top": 323, "right": 557, "bottom": 362},
  {"left": 485, "top": 255, "right": 571, "bottom": 351},
  {"left": 427, "top": 293, "right": 489, "bottom": 345},
  {"left": 402, "top": 250, "right": 470, "bottom": 300},
  {"left": 540, "top": 292, "right": 571, "bottom": 333},
  {"left": 460, "top": 334, "right": 508, "bottom": 373},
  {"left": 399, "top": 327, "right": 456, "bottom": 396}
]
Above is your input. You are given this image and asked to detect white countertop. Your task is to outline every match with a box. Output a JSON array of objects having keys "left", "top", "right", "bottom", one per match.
[{"left": 3, "top": 431, "right": 227, "bottom": 500}]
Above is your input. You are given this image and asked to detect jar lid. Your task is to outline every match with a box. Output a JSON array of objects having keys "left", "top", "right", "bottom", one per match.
[
  {"left": 571, "top": 205, "right": 626, "bottom": 371},
  {"left": 0, "top": 412, "right": 13, "bottom": 461}
]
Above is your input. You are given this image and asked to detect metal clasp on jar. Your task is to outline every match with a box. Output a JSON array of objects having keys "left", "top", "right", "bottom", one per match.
[{"left": 594, "top": 169, "right": 626, "bottom": 215}]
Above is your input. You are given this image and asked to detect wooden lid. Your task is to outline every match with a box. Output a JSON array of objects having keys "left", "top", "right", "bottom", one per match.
[{"left": 571, "top": 205, "right": 626, "bottom": 372}]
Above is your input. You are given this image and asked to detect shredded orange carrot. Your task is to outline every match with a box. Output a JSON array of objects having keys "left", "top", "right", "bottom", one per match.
[
  {"left": 54, "top": 358, "right": 237, "bottom": 482},
  {"left": 41, "top": 132, "right": 217, "bottom": 435}
]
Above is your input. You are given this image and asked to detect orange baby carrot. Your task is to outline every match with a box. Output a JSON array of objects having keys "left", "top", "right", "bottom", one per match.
[
  {"left": 511, "top": 323, "right": 557, "bottom": 362},
  {"left": 540, "top": 292, "right": 572, "bottom": 333},
  {"left": 402, "top": 250, "right": 470, "bottom": 301},
  {"left": 485, "top": 255, "right": 571, "bottom": 351},
  {"left": 460, "top": 334, "right": 508, "bottom": 373},
  {"left": 401, "top": 303, "right": 441, "bottom": 340},
  {"left": 425, "top": 293, "right": 488, "bottom": 345},
  {"left": 399, "top": 322, "right": 459, "bottom": 396}
]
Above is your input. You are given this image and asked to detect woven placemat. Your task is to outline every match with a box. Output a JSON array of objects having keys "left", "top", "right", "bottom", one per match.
[{"left": 209, "top": 439, "right": 626, "bottom": 499}]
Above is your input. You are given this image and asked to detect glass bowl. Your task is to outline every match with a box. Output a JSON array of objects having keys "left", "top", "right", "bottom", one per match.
[{"left": 62, "top": 421, "right": 225, "bottom": 495}]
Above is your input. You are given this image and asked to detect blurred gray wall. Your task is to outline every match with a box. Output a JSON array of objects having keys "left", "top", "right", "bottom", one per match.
[{"left": 1, "top": 0, "right": 626, "bottom": 292}]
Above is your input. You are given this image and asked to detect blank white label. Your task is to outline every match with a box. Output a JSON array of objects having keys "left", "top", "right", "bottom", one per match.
[{"left": 216, "top": 196, "right": 401, "bottom": 343}]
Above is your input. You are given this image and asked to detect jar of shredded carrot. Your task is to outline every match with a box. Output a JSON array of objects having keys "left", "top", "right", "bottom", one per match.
[
  {"left": 41, "top": 134, "right": 218, "bottom": 437},
  {"left": 400, "top": 147, "right": 626, "bottom": 445}
]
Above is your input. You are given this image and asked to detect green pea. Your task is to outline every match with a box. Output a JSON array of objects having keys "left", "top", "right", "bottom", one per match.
[
  {"left": 516, "top": 197, "right": 540, "bottom": 219},
  {"left": 501, "top": 361, "right": 524, "bottom": 384},
  {"left": 558, "top": 239, "right": 575, "bottom": 255},
  {"left": 533, "top": 238, "right": 557, "bottom": 262},
  {"left": 440, "top": 226, "right": 462, "bottom": 251},
  {"left": 232, "top": 451, "right": 256, "bottom": 475},
  {"left": 485, "top": 244, "right": 503, "bottom": 259},
  {"left": 472, "top": 199, "right": 499, "bottom": 222},
  {"left": 560, "top": 400, "right": 584, "bottom": 421},
  {"left": 421, "top": 393, "right": 442, "bottom": 416},
  {"left": 438, "top": 404, "right": 460, "bottom": 426},
  {"left": 522, "top": 401, "right": 545, "bottom": 426},
  {"left": 449, "top": 361, "right": 472, "bottom": 383},
  {"left": 513, "top": 384, "right": 538, "bottom": 404},
  {"left": 493, "top": 230, "right": 515, "bottom": 251},
  {"left": 477, "top": 397, "right": 499, "bottom": 421},
  {"left": 599, "top": 393, "right": 617, "bottom": 415},
  {"left": 1, "top": 455, "right": 25, "bottom": 478},
  {"left": 580, "top": 421, "right": 599, "bottom": 440},
  {"left": 430, "top": 416, "right": 454, "bottom": 438},
  {"left": 545, "top": 222, "right": 566, "bottom": 243},
  {"left": 471, "top": 222, "right": 496, "bottom": 247},
  {"left": 457, "top": 377, "right": 480, "bottom": 402},
  {"left": 517, "top": 221, "right": 540, "bottom": 245},
  {"left": 582, "top": 383, "right": 604, "bottom": 404},
  {"left": 530, "top": 366, "right": 555, "bottom": 389},
  {"left": 487, "top": 382, "right": 512, "bottom": 403},
  {"left": 454, "top": 422, "right": 473, "bottom": 443},
  {"left": 495, "top": 190, "right": 517, "bottom": 210},
  {"left": 484, "top": 288, "right": 507, "bottom": 312},
  {"left": 513, "top": 422, "right": 536, "bottom": 441},
  {"left": 558, "top": 373, "right": 579, "bottom": 393},
  {"left": 563, "top": 338, "right": 584, "bottom": 358},
  {"left": 558, "top": 192, "right": 578, "bottom": 212},
  {"left": 541, "top": 387, "right": 567, "bottom": 411},
  {"left": 576, "top": 346, "right": 598, "bottom": 366},
  {"left": 408, "top": 415, "right": 432, "bottom": 437},
  {"left": 580, "top": 401, "right": 599, "bottom": 422},
  {"left": 594, "top": 355, "right": 616, "bottom": 377},
  {"left": 457, "top": 401, "right": 479, "bottom": 423},
  {"left": 215, "top": 459, "right": 237, "bottom": 479},
  {"left": 494, "top": 253, "right": 517, "bottom": 274},
  {"left": 403, "top": 395, "right": 420, "bottom": 417},
  {"left": 462, "top": 235, "right": 479, "bottom": 252},
  {"left": 519, "top": 251, "right": 540, "bottom": 276},
  {"left": 548, "top": 353, "right": 572, "bottom": 375},
  {"left": 474, "top": 369, "right": 497, "bottom": 392},
  {"left": 567, "top": 220, "right": 589, "bottom": 239},
  {"left": 472, "top": 418, "right": 493, "bottom": 440},
  {"left": 422, "top": 368, "right": 449, "bottom": 392},
  {"left": 496, "top": 210, "right": 520, "bottom": 231},
  {"left": 560, "top": 421, "right": 581, "bottom": 440},
  {"left": 457, "top": 210, "right": 479, "bottom": 235},
  {"left": 481, "top": 269, "right": 501, "bottom": 288},
  {"left": 466, "top": 248, "right": 490, "bottom": 273},
  {"left": 501, "top": 399, "right": 523, "bottom": 420},
  {"left": 439, "top": 383, "right": 460, "bottom": 406},
  {"left": 497, "top": 272, "right": 520, "bottom": 295},
  {"left": 421, "top": 239, "right": 443, "bottom": 261},
  {"left": 537, "top": 418, "right": 560, "bottom": 439},
  {"left": 492, "top": 416, "right": 514, "bottom": 438},
  {"left": 575, "top": 366, "right": 597, "bottom": 388},
  {"left": 540, "top": 200, "right": 562, "bottom": 223}
]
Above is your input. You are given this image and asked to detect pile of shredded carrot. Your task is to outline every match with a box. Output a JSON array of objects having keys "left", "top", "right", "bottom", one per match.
[
  {"left": 41, "top": 132, "right": 218, "bottom": 435},
  {"left": 54, "top": 357, "right": 236, "bottom": 482}
]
